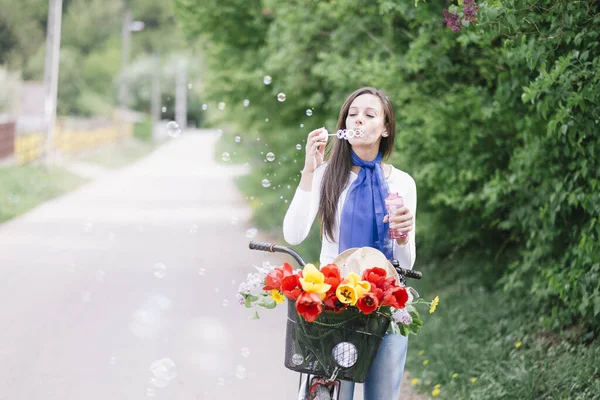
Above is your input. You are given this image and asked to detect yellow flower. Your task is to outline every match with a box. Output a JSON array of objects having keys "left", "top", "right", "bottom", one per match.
[
  {"left": 429, "top": 295, "right": 440, "bottom": 313},
  {"left": 411, "top": 378, "right": 419, "bottom": 386},
  {"left": 434, "top": 384, "right": 441, "bottom": 389},
  {"left": 515, "top": 341, "right": 522, "bottom": 348},
  {"left": 300, "top": 264, "right": 331, "bottom": 299},
  {"left": 270, "top": 290, "right": 285, "bottom": 304},
  {"left": 452, "top": 373, "right": 459, "bottom": 379},
  {"left": 344, "top": 272, "right": 362, "bottom": 285},
  {"left": 336, "top": 273, "right": 371, "bottom": 304},
  {"left": 471, "top": 377, "right": 477, "bottom": 383},
  {"left": 432, "top": 389, "right": 440, "bottom": 396},
  {"left": 336, "top": 284, "right": 358, "bottom": 305},
  {"left": 418, "top": 350, "right": 425, "bottom": 356},
  {"left": 423, "top": 360, "right": 429, "bottom": 365}
]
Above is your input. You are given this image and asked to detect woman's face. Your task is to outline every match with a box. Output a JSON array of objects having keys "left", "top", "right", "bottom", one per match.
[{"left": 345, "top": 94, "right": 387, "bottom": 149}]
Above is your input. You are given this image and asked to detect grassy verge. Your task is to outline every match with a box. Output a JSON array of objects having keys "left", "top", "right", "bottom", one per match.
[
  {"left": 405, "top": 260, "right": 600, "bottom": 400},
  {"left": 72, "top": 137, "right": 158, "bottom": 170},
  {"left": 0, "top": 165, "right": 87, "bottom": 223}
]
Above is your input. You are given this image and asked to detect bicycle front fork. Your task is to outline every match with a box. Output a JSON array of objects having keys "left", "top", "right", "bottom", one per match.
[{"left": 298, "top": 373, "right": 341, "bottom": 400}]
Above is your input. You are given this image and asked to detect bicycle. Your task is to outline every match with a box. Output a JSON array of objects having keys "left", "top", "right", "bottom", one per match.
[{"left": 248, "top": 240, "right": 423, "bottom": 400}]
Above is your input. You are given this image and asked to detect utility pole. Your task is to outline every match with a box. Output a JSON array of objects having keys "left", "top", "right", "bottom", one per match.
[
  {"left": 151, "top": 54, "right": 161, "bottom": 140},
  {"left": 119, "top": 0, "right": 132, "bottom": 109},
  {"left": 43, "top": 0, "right": 63, "bottom": 166},
  {"left": 175, "top": 58, "right": 187, "bottom": 130}
]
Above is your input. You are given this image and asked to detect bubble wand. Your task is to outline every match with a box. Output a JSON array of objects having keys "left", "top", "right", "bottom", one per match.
[{"left": 324, "top": 128, "right": 365, "bottom": 139}]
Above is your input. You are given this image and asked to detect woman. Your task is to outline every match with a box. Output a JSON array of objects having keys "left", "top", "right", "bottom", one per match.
[{"left": 283, "top": 87, "right": 417, "bottom": 399}]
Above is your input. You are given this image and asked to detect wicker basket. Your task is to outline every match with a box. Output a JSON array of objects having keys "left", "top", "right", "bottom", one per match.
[{"left": 284, "top": 300, "right": 390, "bottom": 383}]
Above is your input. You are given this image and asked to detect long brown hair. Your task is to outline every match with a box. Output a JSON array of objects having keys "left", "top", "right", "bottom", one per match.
[{"left": 318, "top": 87, "right": 397, "bottom": 242}]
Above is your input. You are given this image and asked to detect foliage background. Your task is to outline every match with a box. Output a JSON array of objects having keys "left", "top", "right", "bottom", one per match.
[
  {"left": 175, "top": 0, "right": 600, "bottom": 334},
  {"left": 0, "top": 0, "right": 205, "bottom": 120}
]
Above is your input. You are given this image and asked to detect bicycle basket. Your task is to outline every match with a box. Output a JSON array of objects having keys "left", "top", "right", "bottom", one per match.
[{"left": 284, "top": 300, "right": 391, "bottom": 383}]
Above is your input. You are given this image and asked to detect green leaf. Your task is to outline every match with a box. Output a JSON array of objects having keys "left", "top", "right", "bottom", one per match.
[
  {"left": 258, "top": 299, "right": 277, "bottom": 309},
  {"left": 507, "top": 14, "right": 517, "bottom": 29},
  {"left": 244, "top": 295, "right": 259, "bottom": 308},
  {"left": 248, "top": 311, "right": 260, "bottom": 320}
]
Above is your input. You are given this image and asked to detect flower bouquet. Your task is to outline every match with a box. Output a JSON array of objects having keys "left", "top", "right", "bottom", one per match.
[{"left": 238, "top": 260, "right": 439, "bottom": 382}]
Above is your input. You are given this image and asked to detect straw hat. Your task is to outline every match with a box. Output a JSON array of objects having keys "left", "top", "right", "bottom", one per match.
[{"left": 330, "top": 247, "right": 400, "bottom": 284}]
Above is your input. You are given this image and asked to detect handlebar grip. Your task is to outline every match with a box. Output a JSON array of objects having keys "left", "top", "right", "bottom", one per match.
[
  {"left": 391, "top": 259, "right": 423, "bottom": 280},
  {"left": 248, "top": 241, "right": 275, "bottom": 252},
  {"left": 402, "top": 269, "right": 423, "bottom": 280}
]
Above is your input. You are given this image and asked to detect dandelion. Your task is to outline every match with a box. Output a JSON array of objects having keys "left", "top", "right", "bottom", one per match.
[
  {"left": 452, "top": 373, "right": 459, "bottom": 379},
  {"left": 423, "top": 360, "right": 429, "bottom": 365},
  {"left": 270, "top": 289, "right": 285, "bottom": 304},
  {"left": 432, "top": 388, "right": 441, "bottom": 396},
  {"left": 429, "top": 296, "right": 439, "bottom": 313},
  {"left": 434, "top": 384, "right": 441, "bottom": 389},
  {"left": 411, "top": 378, "right": 419, "bottom": 385},
  {"left": 515, "top": 341, "right": 522, "bottom": 348},
  {"left": 418, "top": 350, "right": 425, "bottom": 356},
  {"left": 471, "top": 377, "right": 477, "bottom": 383}
]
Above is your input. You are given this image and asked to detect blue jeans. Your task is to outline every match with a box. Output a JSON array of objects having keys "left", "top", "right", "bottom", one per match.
[{"left": 338, "top": 333, "right": 408, "bottom": 400}]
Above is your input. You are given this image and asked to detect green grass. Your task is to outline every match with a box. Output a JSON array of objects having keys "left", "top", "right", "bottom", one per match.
[
  {"left": 72, "top": 137, "right": 158, "bottom": 169},
  {"left": 405, "top": 260, "right": 600, "bottom": 400},
  {"left": 0, "top": 165, "right": 87, "bottom": 223}
]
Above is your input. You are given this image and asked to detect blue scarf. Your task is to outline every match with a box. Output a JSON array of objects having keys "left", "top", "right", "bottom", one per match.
[{"left": 338, "top": 151, "right": 392, "bottom": 259}]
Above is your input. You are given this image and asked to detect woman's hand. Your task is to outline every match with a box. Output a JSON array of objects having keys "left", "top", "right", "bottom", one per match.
[
  {"left": 383, "top": 205, "right": 414, "bottom": 244},
  {"left": 302, "top": 127, "right": 327, "bottom": 174}
]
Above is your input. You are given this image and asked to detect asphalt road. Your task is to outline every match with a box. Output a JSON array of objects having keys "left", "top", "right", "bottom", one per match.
[{"left": 0, "top": 130, "right": 299, "bottom": 399}]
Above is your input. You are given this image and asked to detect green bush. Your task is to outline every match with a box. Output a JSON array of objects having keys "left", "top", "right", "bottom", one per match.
[{"left": 176, "top": 0, "right": 600, "bottom": 332}]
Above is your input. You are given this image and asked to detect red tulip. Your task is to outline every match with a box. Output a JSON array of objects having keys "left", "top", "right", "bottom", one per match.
[
  {"left": 263, "top": 262, "right": 293, "bottom": 291},
  {"left": 296, "top": 292, "right": 323, "bottom": 322},
  {"left": 383, "top": 286, "right": 409, "bottom": 309},
  {"left": 362, "top": 267, "right": 388, "bottom": 289},
  {"left": 323, "top": 291, "right": 348, "bottom": 313},
  {"left": 320, "top": 264, "right": 341, "bottom": 294},
  {"left": 280, "top": 274, "right": 302, "bottom": 300},
  {"left": 356, "top": 292, "right": 379, "bottom": 315}
]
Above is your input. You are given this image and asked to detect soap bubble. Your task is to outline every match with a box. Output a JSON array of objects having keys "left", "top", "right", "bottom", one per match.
[
  {"left": 263, "top": 75, "right": 272, "bottom": 85},
  {"left": 235, "top": 365, "right": 246, "bottom": 379},
  {"left": 218, "top": 102, "right": 226, "bottom": 110},
  {"left": 241, "top": 347, "right": 250, "bottom": 357},
  {"left": 266, "top": 152, "right": 275, "bottom": 162},
  {"left": 305, "top": 109, "right": 313, "bottom": 116},
  {"left": 246, "top": 228, "right": 258, "bottom": 238},
  {"left": 277, "top": 93, "right": 286, "bottom": 102},
  {"left": 261, "top": 179, "right": 271, "bottom": 188},
  {"left": 296, "top": 144, "right": 302, "bottom": 150},
  {"left": 243, "top": 99, "right": 250, "bottom": 107},
  {"left": 221, "top": 152, "right": 231, "bottom": 162},
  {"left": 166, "top": 121, "right": 181, "bottom": 138}
]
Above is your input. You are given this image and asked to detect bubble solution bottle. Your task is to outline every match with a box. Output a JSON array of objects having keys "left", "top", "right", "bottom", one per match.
[{"left": 385, "top": 193, "right": 408, "bottom": 239}]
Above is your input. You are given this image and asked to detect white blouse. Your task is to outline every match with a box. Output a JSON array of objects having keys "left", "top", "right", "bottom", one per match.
[{"left": 283, "top": 162, "right": 417, "bottom": 269}]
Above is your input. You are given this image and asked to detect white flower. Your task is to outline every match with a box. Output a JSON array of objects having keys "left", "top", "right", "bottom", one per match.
[
  {"left": 236, "top": 293, "right": 245, "bottom": 304},
  {"left": 392, "top": 308, "right": 413, "bottom": 325}
]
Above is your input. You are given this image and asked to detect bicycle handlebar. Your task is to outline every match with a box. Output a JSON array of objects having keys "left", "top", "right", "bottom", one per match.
[
  {"left": 249, "top": 241, "right": 307, "bottom": 267},
  {"left": 249, "top": 241, "right": 422, "bottom": 280}
]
